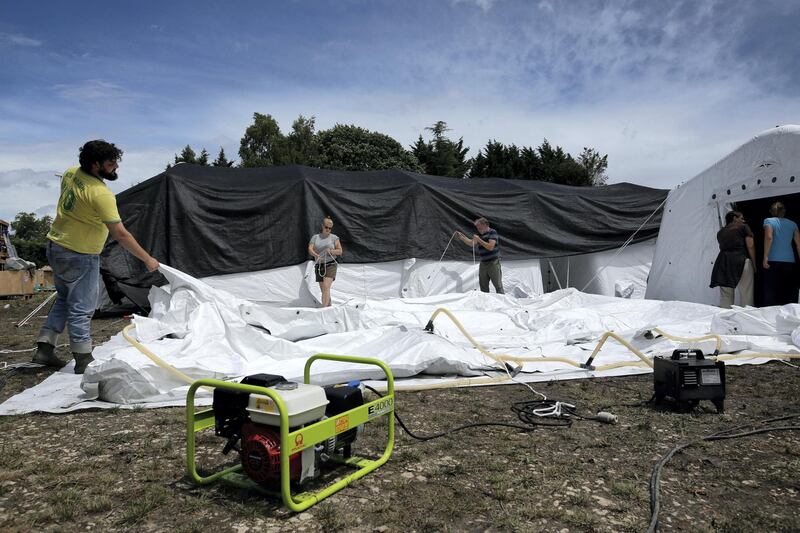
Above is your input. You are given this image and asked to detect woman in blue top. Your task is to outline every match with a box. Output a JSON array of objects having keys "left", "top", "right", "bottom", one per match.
[{"left": 762, "top": 201, "right": 800, "bottom": 306}]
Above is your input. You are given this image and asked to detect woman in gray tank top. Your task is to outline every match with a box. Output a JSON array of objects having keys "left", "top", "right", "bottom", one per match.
[{"left": 307, "top": 216, "right": 343, "bottom": 307}]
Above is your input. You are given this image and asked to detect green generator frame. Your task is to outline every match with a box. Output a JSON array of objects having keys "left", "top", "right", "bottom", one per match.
[{"left": 186, "top": 353, "right": 395, "bottom": 512}]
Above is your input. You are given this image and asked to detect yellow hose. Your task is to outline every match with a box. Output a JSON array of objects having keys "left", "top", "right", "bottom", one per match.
[
  {"left": 715, "top": 353, "right": 800, "bottom": 362},
  {"left": 584, "top": 331, "right": 654, "bottom": 369},
  {"left": 122, "top": 323, "right": 197, "bottom": 385},
  {"left": 651, "top": 328, "right": 722, "bottom": 354},
  {"left": 375, "top": 374, "right": 515, "bottom": 393},
  {"left": 650, "top": 328, "right": 800, "bottom": 362},
  {"left": 426, "top": 307, "right": 654, "bottom": 371},
  {"left": 117, "top": 310, "right": 799, "bottom": 395},
  {"left": 425, "top": 308, "right": 800, "bottom": 374}
]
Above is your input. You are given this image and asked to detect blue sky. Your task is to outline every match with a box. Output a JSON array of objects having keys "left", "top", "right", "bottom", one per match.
[{"left": 1, "top": 0, "right": 798, "bottom": 223}]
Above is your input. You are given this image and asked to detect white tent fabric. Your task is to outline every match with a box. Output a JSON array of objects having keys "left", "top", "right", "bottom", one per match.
[
  {"left": 647, "top": 125, "right": 800, "bottom": 305},
  {"left": 201, "top": 257, "right": 544, "bottom": 306},
  {"left": 2, "top": 265, "right": 798, "bottom": 415},
  {"left": 544, "top": 239, "right": 655, "bottom": 298}
]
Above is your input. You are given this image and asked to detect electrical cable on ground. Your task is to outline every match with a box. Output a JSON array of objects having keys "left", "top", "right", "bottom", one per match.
[
  {"left": 363, "top": 383, "right": 616, "bottom": 442},
  {"left": 647, "top": 413, "right": 800, "bottom": 533}
]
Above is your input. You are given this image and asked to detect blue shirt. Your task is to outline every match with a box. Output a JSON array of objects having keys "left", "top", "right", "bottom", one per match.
[
  {"left": 478, "top": 229, "right": 500, "bottom": 262},
  {"left": 764, "top": 217, "right": 798, "bottom": 263}
]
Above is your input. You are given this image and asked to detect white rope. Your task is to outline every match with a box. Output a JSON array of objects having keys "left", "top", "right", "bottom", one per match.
[
  {"left": 472, "top": 240, "right": 478, "bottom": 292},
  {"left": 426, "top": 231, "right": 459, "bottom": 293},
  {"left": 547, "top": 259, "right": 563, "bottom": 290},
  {"left": 579, "top": 194, "right": 669, "bottom": 293},
  {"left": 15, "top": 291, "right": 57, "bottom": 327},
  {"left": 436, "top": 231, "right": 458, "bottom": 265},
  {"left": 362, "top": 264, "right": 367, "bottom": 305},
  {"left": 1, "top": 343, "right": 69, "bottom": 355},
  {"left": 501, "top": 361, "right": 547, "bottom": 400}
]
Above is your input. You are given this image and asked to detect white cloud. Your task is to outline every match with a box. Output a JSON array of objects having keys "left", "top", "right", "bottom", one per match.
[
  {"left": 52, "top": 80, "right": 142, "bottom": 105},
  {"left": 0, "top": 169, "right": 60, "bottom": 223},
  {"left": 451, "top": 0, "right": 498, "bottom": 12},
  {"left": 0, "top": 32, "right": 42, "bottom": 47},
  {"left": 1, "top": 0, "right": 798, "bottom": 223}
]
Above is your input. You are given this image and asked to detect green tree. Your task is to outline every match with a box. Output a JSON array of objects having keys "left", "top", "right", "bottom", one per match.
[
  {"left": 470, "top": 139, "right": 601, "bottom": 185},
  {"left": 166, "top": 145, "right": 199, "bottom": 169},
  {"left": 317, "top": 124, "right": 422, "bottom": 172},
  {"left": 412, "top": 121, "right": 471, "bottom": 178},
  {"left": 578, "top": 147, "right": 609, "bottom": 186},
  {"left": 10, "top": 212, "right": 52, "bottom": 266},
  {"left": 175, "top": 145, "right": 197, "bottom": 164},
  {"left": 285, "top": 115, "right": 320, "bottom": 166},
  {"left": 537, "top": 139, "right": 592, "bottom": 186},
  {"left": 238, "top": 113, "right": 289, "bottom": 167},
  {"left": 212, "top": 147, "right": 235, "bottom": 167},
  {"left": 470, "top": 141, "right": 543, "bottom": 180},
  {"left": 197, "top": 148, "right": 210, "bottom": 166}
]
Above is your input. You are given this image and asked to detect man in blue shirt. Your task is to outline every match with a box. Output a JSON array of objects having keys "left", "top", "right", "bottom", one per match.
[
  {"left": 762, "top": 201, "right": 800, "bottom": 305},
  {"left": 457, "top": 217, "right": 504, "bottom": 294}
]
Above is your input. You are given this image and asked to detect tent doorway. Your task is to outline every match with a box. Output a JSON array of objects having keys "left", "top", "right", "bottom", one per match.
[{"left": 736, "top": 192, "right": 800, "bottom": 306}]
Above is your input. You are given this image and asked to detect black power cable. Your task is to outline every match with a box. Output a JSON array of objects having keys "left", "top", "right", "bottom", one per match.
[
  {"left": 364, "top": 385, "right": 614, "bottom": 442},
  {"left": 363, "top": 384, "right": 534, "bottom": 441},
  {"left": 647, "top": 413, "right": 800, "bottom": 533}
]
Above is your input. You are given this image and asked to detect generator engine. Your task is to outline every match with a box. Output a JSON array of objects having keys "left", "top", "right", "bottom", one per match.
[
  {"left": 654, "top": 349, "right": 725, "bottom": 413},
  {"left": 212, "top": 374, "right": 365, "bottom": 487}
]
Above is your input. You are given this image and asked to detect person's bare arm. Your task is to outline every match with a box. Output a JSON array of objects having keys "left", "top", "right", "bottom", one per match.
[
  {"left": 745, "top": 235, "right": 757, "bottom": 271},
  {"left": 331, "top": 239, "right": 343, "bottom": 257},
  {"left": 473, "top": 235, "right": 496, "bottom": 251},
  {"left": 308, "top": 242, "right": 320, "bottom": 261},
  {"left": 794, "top": 228, "right": 800, "bottom": 256},
  {"left": 762, "top": 225, "right": 773, "bottom": 269},
  {"left": 106, "top": 222, "right": 159, "bottom": 272},
  {"left": 455, "top": 231, "right": 473, "bottom": 246}
]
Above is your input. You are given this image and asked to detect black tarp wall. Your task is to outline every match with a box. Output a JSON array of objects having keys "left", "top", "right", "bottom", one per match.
[{"left": 101, "top": 164, "right": 668, "bottom": 293}]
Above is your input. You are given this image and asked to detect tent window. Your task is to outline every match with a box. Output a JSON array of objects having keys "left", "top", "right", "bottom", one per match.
[
  {"left": 772, "top": 177, "right": 777, "bottom": 183},
  {"left": 791, "top": 176, "right": 796, "bottom": 183}
]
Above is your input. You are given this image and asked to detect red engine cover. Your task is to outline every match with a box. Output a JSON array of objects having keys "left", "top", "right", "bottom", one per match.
[{"left": 240, "top": 422, "right": 302, "bottom": 485}]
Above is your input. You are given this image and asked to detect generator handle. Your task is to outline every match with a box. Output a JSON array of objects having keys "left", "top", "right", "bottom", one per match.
[{"left": 303, "top": 353, "right": 395, "bottom": 395}]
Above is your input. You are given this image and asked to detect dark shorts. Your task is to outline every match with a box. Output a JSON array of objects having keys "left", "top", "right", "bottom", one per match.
[{"left": 315, "top": 262, "right": 337, "bottom": 282}]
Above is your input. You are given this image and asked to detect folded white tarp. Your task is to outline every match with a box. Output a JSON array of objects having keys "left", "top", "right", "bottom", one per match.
[{"left": 2, "top": 265, "right": 798, "bottom": 415}]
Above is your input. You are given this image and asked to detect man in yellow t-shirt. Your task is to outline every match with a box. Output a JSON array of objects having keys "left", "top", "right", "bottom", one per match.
[{"left": 33, "top": 140, "right": 160, "bottom": 374}]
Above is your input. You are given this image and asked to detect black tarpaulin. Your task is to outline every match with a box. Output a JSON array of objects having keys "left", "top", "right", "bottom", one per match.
[{"left": 101, "top": 164, "right": 667, "bottom": 290}]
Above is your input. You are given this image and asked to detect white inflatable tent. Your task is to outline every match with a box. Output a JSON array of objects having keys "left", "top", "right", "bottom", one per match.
[
  {"left": 647, "top": 125, "right": 800, "bottom": 305},
  {"left": 543, "top": 240, "right": 656, "bottom": 299}
]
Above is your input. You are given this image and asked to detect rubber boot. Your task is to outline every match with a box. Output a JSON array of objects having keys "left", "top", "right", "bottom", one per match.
[
  {"left": 32, "top": 342, "right": 66, "bottom": 367},
  {"left": 73, "top": 353, "right": 94, "bottom": 375}
]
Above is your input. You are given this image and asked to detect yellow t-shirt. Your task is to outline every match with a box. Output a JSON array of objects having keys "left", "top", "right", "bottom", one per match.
[{"left": 47, "top": 166, "right": 121, "bottom": 254}]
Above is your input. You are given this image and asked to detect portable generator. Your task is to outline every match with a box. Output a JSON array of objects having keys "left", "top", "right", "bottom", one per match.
[
  {"left": 653, "top": 349, "right": 725, "bottom": 413},
  {"left": 186, "top": 354, "right": 395, "bottom": 512}
]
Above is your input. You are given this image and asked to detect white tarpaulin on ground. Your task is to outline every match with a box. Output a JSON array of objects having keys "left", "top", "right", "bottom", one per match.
[{"left": 2, "top": 265, "right": 799, "bottom": 415}]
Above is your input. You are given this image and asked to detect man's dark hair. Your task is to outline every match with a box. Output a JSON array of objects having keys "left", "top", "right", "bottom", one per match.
[
  {"left": 725, "top": 211, "right": 743, "bottom": 225},
  {"left": 79, "top": 140, "right": 123, "bottom": 173}
]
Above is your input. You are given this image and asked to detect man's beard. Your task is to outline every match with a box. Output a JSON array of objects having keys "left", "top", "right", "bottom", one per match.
[{"left": 99, "top": 169, "right": 119, "bottom": 181}]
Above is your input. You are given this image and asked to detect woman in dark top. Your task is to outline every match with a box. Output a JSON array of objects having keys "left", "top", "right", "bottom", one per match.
[{"left": 710, "top": 211, "right": 757, "bottom": 308}]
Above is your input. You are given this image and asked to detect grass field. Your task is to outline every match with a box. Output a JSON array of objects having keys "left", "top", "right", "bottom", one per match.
[{"left": 1, "top": 293, "right": 799, "bottom": 532}]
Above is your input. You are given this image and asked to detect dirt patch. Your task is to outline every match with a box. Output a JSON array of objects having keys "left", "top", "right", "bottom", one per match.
[{"left": 1, "top": 293, "right": 799, "bottom": 532}]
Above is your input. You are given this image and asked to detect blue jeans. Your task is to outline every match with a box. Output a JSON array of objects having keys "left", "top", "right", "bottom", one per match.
[{"left": 37, "top": 241, "right": 99, "bottom": 353}]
